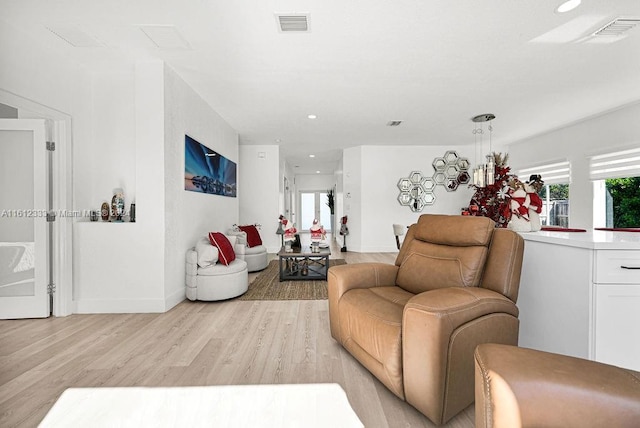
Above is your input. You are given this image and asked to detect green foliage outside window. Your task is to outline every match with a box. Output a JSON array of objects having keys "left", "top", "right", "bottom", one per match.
[
  {"left": 605, "top": 177, "right": 640, "bottom": 228},
  {"left": 538, "top": 184, "right": 569, "bottom": 200}
]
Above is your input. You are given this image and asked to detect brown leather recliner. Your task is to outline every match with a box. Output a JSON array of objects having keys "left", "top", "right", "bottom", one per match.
[
  {"left": 475, "top": 344, "right": 640, "bottom": 428},
  {"left": 328, "top": 214, "right": 525, "bottom": 425}
]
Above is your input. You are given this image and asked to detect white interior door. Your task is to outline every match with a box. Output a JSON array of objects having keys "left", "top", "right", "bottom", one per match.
[{"left": 0, "top": 119, "right": 48, "bottom": 319}]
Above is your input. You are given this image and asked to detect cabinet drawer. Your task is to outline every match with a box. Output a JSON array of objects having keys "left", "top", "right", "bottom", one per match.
[{"left": 595, "top": 250, "right": 640, "bottom": 284}]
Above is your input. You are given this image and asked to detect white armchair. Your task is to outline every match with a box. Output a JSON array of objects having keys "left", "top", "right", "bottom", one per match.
[
  {"left": 226, "top": 229, "right": 269, "bottom": 272},
  {"left": 185, "top": 235, "right": 248, "bottom": 301}
]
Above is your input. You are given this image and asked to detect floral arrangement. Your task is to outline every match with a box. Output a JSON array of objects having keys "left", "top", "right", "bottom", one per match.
[{"left": 467, "top": 153, "right": 515, "bottom": 228}]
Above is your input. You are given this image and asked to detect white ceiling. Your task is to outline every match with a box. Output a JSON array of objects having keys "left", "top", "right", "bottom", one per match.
[{"left": 2, "top": 1, "right": 640, "bottom": 174}]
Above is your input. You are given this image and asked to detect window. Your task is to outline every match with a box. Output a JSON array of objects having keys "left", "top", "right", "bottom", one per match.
[
  {"left": 590, "top": 147, "right": 640, "bottom": 228},
  {"left": 517, "top": 161, "right": 570, "bottom": 228}
]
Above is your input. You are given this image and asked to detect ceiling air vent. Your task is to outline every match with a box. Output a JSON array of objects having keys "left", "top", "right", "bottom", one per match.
[
  {"left": 386, "top": 120, "right": 403, "bottom": 127},
  {"left": 593, "top": 18, "right": 640, "bottom": 37},
  {"left": 276, "top": 14, "right": 310, "bottom": 32}
]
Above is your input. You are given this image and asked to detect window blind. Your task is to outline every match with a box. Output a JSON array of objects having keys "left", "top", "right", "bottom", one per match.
[
  {"left": 516, "top": 160, "right": 570, "bottom": 185},
  {"left": 589, "top": 147, "right": 640, "bottom": 180}
]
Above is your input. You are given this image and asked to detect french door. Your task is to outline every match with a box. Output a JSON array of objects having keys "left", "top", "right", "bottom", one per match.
[
  {"left": 0, "top": 119, "right": 48, "bottom": 319},
  {"left": 300, "top": 191, "right": 331, "bottom": 232}
]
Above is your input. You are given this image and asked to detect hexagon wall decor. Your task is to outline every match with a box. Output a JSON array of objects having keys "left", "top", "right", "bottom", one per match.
[{"left": 396, "top": 151, "right": 469, "bottom": 211}]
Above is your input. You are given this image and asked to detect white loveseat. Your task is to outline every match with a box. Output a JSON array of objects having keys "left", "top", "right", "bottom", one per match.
[{"left": 185, "top": 235, "right": 248, "bottom": 301}]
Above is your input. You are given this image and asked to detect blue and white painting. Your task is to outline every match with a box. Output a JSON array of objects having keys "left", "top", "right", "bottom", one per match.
[{"left": 184, "top": 135, "right": 237, "bottom": 197}]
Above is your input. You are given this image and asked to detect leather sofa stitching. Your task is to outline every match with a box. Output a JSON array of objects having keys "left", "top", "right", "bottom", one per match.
[{"left": 474, "top": 348, "right": 493, "bottom": 428}]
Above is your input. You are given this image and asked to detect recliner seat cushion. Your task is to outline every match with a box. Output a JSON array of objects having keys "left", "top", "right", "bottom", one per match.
[{"left": 339, "top": 286, "right": 414, "bottom": 398}]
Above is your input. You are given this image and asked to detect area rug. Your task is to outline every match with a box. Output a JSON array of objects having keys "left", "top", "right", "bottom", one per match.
[{"left": 238, "top": 259, "right": 347, "bottom": 301}]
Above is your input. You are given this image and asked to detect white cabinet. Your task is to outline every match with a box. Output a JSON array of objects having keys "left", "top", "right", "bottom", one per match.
[
  {"left": 593, "top": 250, "right": 640, "bottom": 370},
  {"left": 518, "top": 231, "right": 640, "bottom": 371}
]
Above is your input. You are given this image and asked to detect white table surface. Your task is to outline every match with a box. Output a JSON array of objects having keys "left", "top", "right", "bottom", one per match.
[{"left": 39, "top": 383, "right": 363, "bottom": 428}]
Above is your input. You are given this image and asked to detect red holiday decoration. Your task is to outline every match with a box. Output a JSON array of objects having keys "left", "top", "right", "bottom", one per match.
[{"left": 468, "top": 153, "right": 516, "bottom": 228}]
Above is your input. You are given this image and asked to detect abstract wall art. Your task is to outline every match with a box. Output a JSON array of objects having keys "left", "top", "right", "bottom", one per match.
[{"left": 184, "top": 135, "right": 237, "bottom": 197}]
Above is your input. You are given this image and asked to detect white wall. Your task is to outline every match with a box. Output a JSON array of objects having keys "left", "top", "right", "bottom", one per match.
[
  {"left": 239, "top": 145, "right": 280, "bottom": 253},
  {"left": 74, "top": 61, "right": 167, "bottom": 313},
  {"left": 295, "top": 174, "right": 334, "bottom": 191},
  {"left": 164, "top": 64, "right": 240, "bottom": 308},
  {"left": 85, "top": 72, "right": 136, "bottom": 211},
  {"left": 343, "top": 145, "right": 475, "bottom": 252},
  {"left": 342, "top": 147, "right": 363, "bottom": 251},
  {"left": 507, "top": 102, "right": 640, "bottom": 229}
]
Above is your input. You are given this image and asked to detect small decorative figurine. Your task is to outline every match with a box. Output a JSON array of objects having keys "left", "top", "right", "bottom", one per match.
[
  {"left": 101, "top": 202, "right": 110, "bottom": 221},
  {"left": 111, "top": 188, "right": 125, "bottom": 222},
  {"left": 281, "top": 215, "right": 297, "bottom": 252}
]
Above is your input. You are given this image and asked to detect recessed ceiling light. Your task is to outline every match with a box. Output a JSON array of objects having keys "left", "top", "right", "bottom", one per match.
[
  {"left": 316, "top": 170, "right": 320, "bottom": 174},
  {"left": 307, "top": 114, "right": 317, "bottom": 119},
  {"left": 275, "top": 138, "right": 281, "bottom": 143},
  {"left": 309, "top": 154, "right": 315, "bottom": 158},
  {"left": 556, "top": 0, "right": 581, "bottom": 13}
]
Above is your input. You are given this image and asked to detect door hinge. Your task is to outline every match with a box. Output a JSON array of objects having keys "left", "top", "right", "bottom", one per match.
[
  {"left": 46, "top": 211, "right": 56, "bottom": 222},
  {"left": 46, "top": 141, "right": 55, "bottom": 151},
  {"left": 47, "top": 283, "right": 56, "bottom": 295}
]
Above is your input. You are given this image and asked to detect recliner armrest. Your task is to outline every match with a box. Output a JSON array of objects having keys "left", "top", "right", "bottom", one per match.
[
  {"left": 328, "top": 263, "right": 399, "bottom": 300},
  {"left": 474, "top": 344, "right": 640, "bottom": 428},
  {"left": 402, "top": 287, "right": 519, "bottom": 424},
  {"left": 327, "top": 263, "right": 399, "bottom": 341},
  {"left": 405, "top": 287, "right": 518, "bottom": 329}
]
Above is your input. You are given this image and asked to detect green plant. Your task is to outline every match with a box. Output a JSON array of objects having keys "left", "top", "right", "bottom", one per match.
[
  {"left": 326, "top": 189, "right": 334, "bottom": 215},
  {"left": 606, "top": 177, "right": 640, "bottom": 227}
]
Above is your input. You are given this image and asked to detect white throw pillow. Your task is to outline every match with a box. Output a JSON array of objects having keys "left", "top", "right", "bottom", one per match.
[{"left": 195, "top": 237, "right": 218, "bottom": 268}]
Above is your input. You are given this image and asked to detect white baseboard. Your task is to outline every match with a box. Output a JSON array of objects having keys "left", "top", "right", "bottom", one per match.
[
  {"left": 74, "top": 298, "right": 167, "bottom": 314},
  {"left": 165, "top": 287, "right": 186, "bottom": 311}
]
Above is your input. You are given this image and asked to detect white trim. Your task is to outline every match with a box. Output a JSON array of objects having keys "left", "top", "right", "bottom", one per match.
[
  {"left": 75, "top": 298, "right": 167, "bottom": 314},
  {"left": 164, "top": 287, "right": 186, "bottom": 311}
]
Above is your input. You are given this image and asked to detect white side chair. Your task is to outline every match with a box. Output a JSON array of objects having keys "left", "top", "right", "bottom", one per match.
[
  {"left": 185, "top": 235, "right": 248, "bottom": 301},
  {"left": 227, "top": 229, "right": 269, "bottom": 272},
  {"left": 393, "top": 224, "right": 406, "bottom": 250}
]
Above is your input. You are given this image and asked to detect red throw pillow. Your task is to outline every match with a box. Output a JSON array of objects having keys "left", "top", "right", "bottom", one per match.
[
  {"left": 238, "top": 225, "right": 263, "bottom": 248},
  {"left": 208, "top": 232, "right": 236, "bottom": 265}
]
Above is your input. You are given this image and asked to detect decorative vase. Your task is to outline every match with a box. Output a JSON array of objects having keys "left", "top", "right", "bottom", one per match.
[
  {"left": 285, "top": 240, "right": 292, "bottom": 253},
  {"left": 101, "top": 202, "right": 110, "bottom": 221},
  {"left": 111, "top": 188, "right": 125, "bottom": 222},
  {"left": 130, "top": 203, "right": 136, "bottom": 223}
]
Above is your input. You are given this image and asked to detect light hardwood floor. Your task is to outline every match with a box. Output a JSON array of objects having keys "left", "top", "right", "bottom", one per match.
[{"left": 0, "top": 238, "right": 474, "bottom": 428}]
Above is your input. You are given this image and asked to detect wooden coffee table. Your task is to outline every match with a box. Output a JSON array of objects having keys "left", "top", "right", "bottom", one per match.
[{"left": 278, "top": 245, "right": 331, "bottom": 281}]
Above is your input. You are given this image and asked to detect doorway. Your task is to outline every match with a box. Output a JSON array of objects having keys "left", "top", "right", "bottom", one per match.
[
  {"left": 0, "top": 119, "right": 48, "bottom": 319},
  {"left": 0, "top": 91, "right": 73, "bottom": 317},
  {"left": 299, "top": 191, "right": 331, "bottom": 232}
]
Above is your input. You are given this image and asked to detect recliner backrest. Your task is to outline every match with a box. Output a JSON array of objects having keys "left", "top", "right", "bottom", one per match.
[{"left": 395, "top": 215, "right": 495, "bottom": 294}]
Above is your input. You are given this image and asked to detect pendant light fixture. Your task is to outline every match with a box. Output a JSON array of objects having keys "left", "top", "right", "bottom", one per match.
[{"left": 472, "top": 113, "right": 496, "bottom": 188}]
